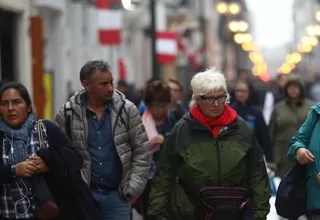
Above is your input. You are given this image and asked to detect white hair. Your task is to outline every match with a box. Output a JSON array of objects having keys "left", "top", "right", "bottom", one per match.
[{"left": 189, "top": 67, "right": 230, "bottom": 107}]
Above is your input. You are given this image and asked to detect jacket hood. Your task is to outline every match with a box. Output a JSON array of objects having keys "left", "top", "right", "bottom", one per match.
[{"left": 283, "top": 74, "right": 305, "bottom": 99}]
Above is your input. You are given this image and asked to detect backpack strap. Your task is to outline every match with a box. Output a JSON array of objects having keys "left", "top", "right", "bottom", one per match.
[
  {"left": 113, "top": 100, "right": 129, "bottom": 137},
  {"left": 64, "top": 101, "right": 72, "bottom": 140},
  {"left": 119, "top": 102, "right": 129, "bottom": 131}
]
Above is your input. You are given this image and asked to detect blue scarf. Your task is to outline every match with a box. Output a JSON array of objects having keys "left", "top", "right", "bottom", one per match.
[{"left": 0, "top": 114, "right": 36, "bottom": 164}]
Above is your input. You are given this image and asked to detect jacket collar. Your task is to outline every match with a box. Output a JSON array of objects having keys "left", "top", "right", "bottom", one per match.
[{"left": 68, "top": 89, "right": 126, "bottom": 116}]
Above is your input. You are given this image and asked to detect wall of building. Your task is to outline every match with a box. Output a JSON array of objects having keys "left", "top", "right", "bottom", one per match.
[
  {"left": 0, "top": 0, "right": 32, "bottom": 94},
  {"left": 33, "top": 0, "right": 120, "bottom": 114}
]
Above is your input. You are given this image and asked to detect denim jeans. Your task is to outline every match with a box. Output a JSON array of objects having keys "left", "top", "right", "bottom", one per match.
[{"left": 92, "top": 190, "right": 131, "bottom": 220}]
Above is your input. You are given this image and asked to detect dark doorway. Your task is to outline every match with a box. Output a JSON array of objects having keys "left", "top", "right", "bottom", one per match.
[{"left": 0, "top": 8, "right": 16, "bottom": 81}]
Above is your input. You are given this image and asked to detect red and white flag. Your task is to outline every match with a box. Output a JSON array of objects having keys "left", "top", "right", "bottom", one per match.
[
  {"left": 117, "top": 57, "right": 127, "bottom": 80},
  {"left": 156, "top": 32, "right": 178, "bottom": 64},
  {"left": 96, "top": 0, "right": 123, "bottom": 45}
]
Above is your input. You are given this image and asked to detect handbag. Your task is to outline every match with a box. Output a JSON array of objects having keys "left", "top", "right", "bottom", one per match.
[
  {"left": 194, "top": 185, "right": 249, "bottom": 220},
  {"left": 32, "top": 120, "right": 60, "bottom": 220},
  {"left": 275, "top": 162, "right": 307, "bottom": 219},
  {"left": 180, "top": 150, "right": 250, "bottom": 220}
]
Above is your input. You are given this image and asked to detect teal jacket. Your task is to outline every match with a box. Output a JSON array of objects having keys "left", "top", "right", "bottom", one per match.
[{"left": 287, "top": 103, "right": 320, "bottom": 211}]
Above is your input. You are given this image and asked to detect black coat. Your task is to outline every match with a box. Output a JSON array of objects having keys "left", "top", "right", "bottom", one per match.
[{"left": 38, "top": 120, "right": 102, "bottom": 220}]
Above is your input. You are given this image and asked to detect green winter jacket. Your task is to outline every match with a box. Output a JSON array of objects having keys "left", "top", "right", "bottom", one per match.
[{"left": 147, "top": 113, "right": 271, "bottom": 220}]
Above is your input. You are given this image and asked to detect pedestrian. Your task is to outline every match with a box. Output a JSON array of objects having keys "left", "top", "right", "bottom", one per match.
[
  {"left": 55, "top": 60, "right": 152, "bottom": 220},
  {"left": 0, "top": 81, "right": 101, "bottom": 220},
  {"left": 147, "top": 68, "right": 270, "bottom": 220},
  {"left": 269, "top": 74, "right": 314, "bottom": 177}
]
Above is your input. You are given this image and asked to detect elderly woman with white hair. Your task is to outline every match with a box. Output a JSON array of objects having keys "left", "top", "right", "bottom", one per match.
[{"left": 146, "top": 68, "right": 271, "bottom": 220}]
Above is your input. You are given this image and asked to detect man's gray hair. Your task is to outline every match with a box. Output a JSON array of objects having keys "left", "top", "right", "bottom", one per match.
[{"left": 79, "top": 60, "right": 112, "bottom": 82}]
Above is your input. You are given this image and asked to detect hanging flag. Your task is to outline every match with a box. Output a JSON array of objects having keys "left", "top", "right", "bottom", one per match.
[
  {"left": 117, "top": 57, "right": 127, "bottom": 80},
  {"left": 156, "top": 32, "right": 178, "bottom": 64},
  {"left": 96, "top": 0, "right": 123, "bottom": 45}
]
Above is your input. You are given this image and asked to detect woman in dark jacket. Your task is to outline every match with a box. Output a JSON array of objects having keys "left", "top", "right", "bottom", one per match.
[
  {"left": 231, "top": 80, "right": 274, "bottom": 166},
  {"left": 0, "top": 82, "right": 101, "bottom": 220},
  {"left": 147, "top": 68, "right": 270, "bottom": 220},
  {"left": 134, "top": 80, "right": 177, "bottom": 216}
]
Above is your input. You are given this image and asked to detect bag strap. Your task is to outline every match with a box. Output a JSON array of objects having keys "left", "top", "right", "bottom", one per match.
[
  {"left": 64, "top": 101, "right": 72, "bottom": 140},
  {"left": 113, "top": 100, "right": 129, "bottom": 137},
  {"left": 37, "top": 120, "right": 45, "bottom": 149},
  {"left": 119, "top": 102, "right": 129, "bottom": 131}
]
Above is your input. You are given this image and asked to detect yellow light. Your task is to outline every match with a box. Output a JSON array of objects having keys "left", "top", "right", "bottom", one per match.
[
  {"left": 302, "top": 44, "right": 312, "bottom": 53},
  {"left": 241, "top": 42, "right": 252, "bottom": 51},
  {"left": 228, "top": 21, "right": 239, "bottom": 32},
  {"left": 280, "top": 63, "right": 292, "bottom": 74},
  {"left": 310, "top": 36, "right": 318, "bottom": 46},
  {"left": 315, "top": 25, "right": 320, "bottom": 36},
  {"left": 291, "top": 52, "right": 302, "bottom": 63},
  {"left": 285, "top": 54, "right": 293, "bottom": 63},
  {"left": 302, "top": 36, "right": 311, "bottom": 45},
  {"left": 249, "top": 52, "right": 264, "bottom": 63},
  {"left": 307, "top": 25, "right": 317, "bottom": 36},
  {"left": 297, "top": 43, "right": 312, "bottom": 53},
  {"left": 234, "top": 33, "right": 243, "bottom": 44},
  {"left": 289, "top": 63, "right": 296, "bottom": 69},
  {"left": 252, "top": 62, "right": 267, "bottom": 76},
  {"left": 249, "top": 52, "right": 257, "bottom": 62},
  {"left": 229, "top": 3, "right": 241, "bottom": 15},
  {"left": 242, "top": 33, "right": 252, "bottom": 43},
  {"left": 252, "top": 67, "right": 259, "bottom": 76},
  {"left": 238, "top": 21, "right": 248, "bottom": 32},
  {"left": 216, "top": 2, "right": 228, "bottom": 14},
  {"left": 316, "top": 11, "right": 320, "bottom": 22}
]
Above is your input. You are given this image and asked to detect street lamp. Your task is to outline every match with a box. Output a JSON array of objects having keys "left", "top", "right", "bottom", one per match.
[
  {"left": 316, "top": 10, "right": 320, "bottom": 22},
  {"left": 121, "top": 0, "right": 136, "bottom": 11},
  {"left": 306, "top": 25, "right": 317, "bottom": 36},
  {"left": 233, "top": 33, "right": 252, "bottom": 44},
  {"left": 216, "top": 2, "right": 241, "bottom": 15},
  {"left": 228, "top": 20, "right": 248, "bottom": 32},
  {"left": 297, "top": 43, "right": 312, "bottom": 53},
  {"left": 229, "top": 3, "right": 241, "bottom": 15},
  {"left": 216, "top": 2, "right": 228, "bottom": 14}
]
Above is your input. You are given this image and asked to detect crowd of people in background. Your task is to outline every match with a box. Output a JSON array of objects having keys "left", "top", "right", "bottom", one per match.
[{"left": 2, "top": 60, "right": 320, "bottom": 220}]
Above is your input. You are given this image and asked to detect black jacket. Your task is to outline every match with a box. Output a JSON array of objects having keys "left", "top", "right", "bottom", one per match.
[
  {"left": 231, "top": 103, "right": 274, "bottom": 162},
  {"left": 38, "top": 120, "right": 102, "bottom": 220}
]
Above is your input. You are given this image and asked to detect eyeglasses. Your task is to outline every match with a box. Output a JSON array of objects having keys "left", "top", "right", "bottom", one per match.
[{"left": 200, "top": 95, "right": 227, "bottom": 105}]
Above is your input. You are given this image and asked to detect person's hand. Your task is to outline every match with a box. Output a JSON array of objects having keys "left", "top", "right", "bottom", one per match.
[
  {"left": 28, "top": 156, "right": 49, "bottom": 173},
  {"left": 296, "top": 148, "right": 315, "bottom": 165},
  {"left": 150, "top": 135, "right": 164, "bottom": 146},
  {"left": 16, "top": 160, "right": 38, "bottom": 177}
]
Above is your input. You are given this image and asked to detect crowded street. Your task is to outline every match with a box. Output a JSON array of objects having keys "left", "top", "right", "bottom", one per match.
[{"left": 0, "top": 0, "right": 319, "bottom": 220}]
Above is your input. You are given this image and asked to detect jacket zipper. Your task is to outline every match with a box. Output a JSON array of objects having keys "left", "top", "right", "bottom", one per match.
[
  {"left": 214, "top": 139, "right": 221, "bottom": 186},
  {"left": 112, "top": 101, "right": 126, "bottom": 198},
  {"left": 214, "top": 129, "right": 234, "bottom": 187},
  {"left": 81, "top": 105, "right": 92, "bottom": 184}
]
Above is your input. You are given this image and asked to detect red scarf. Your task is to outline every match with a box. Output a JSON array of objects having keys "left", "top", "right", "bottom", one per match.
[{"left": 190, "top": 104, "right": 237, "bottom": 138}]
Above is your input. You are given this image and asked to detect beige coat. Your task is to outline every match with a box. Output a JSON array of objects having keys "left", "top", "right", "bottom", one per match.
[{"left": 55, "top": 89, "right": 152, "bottom": 198}]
